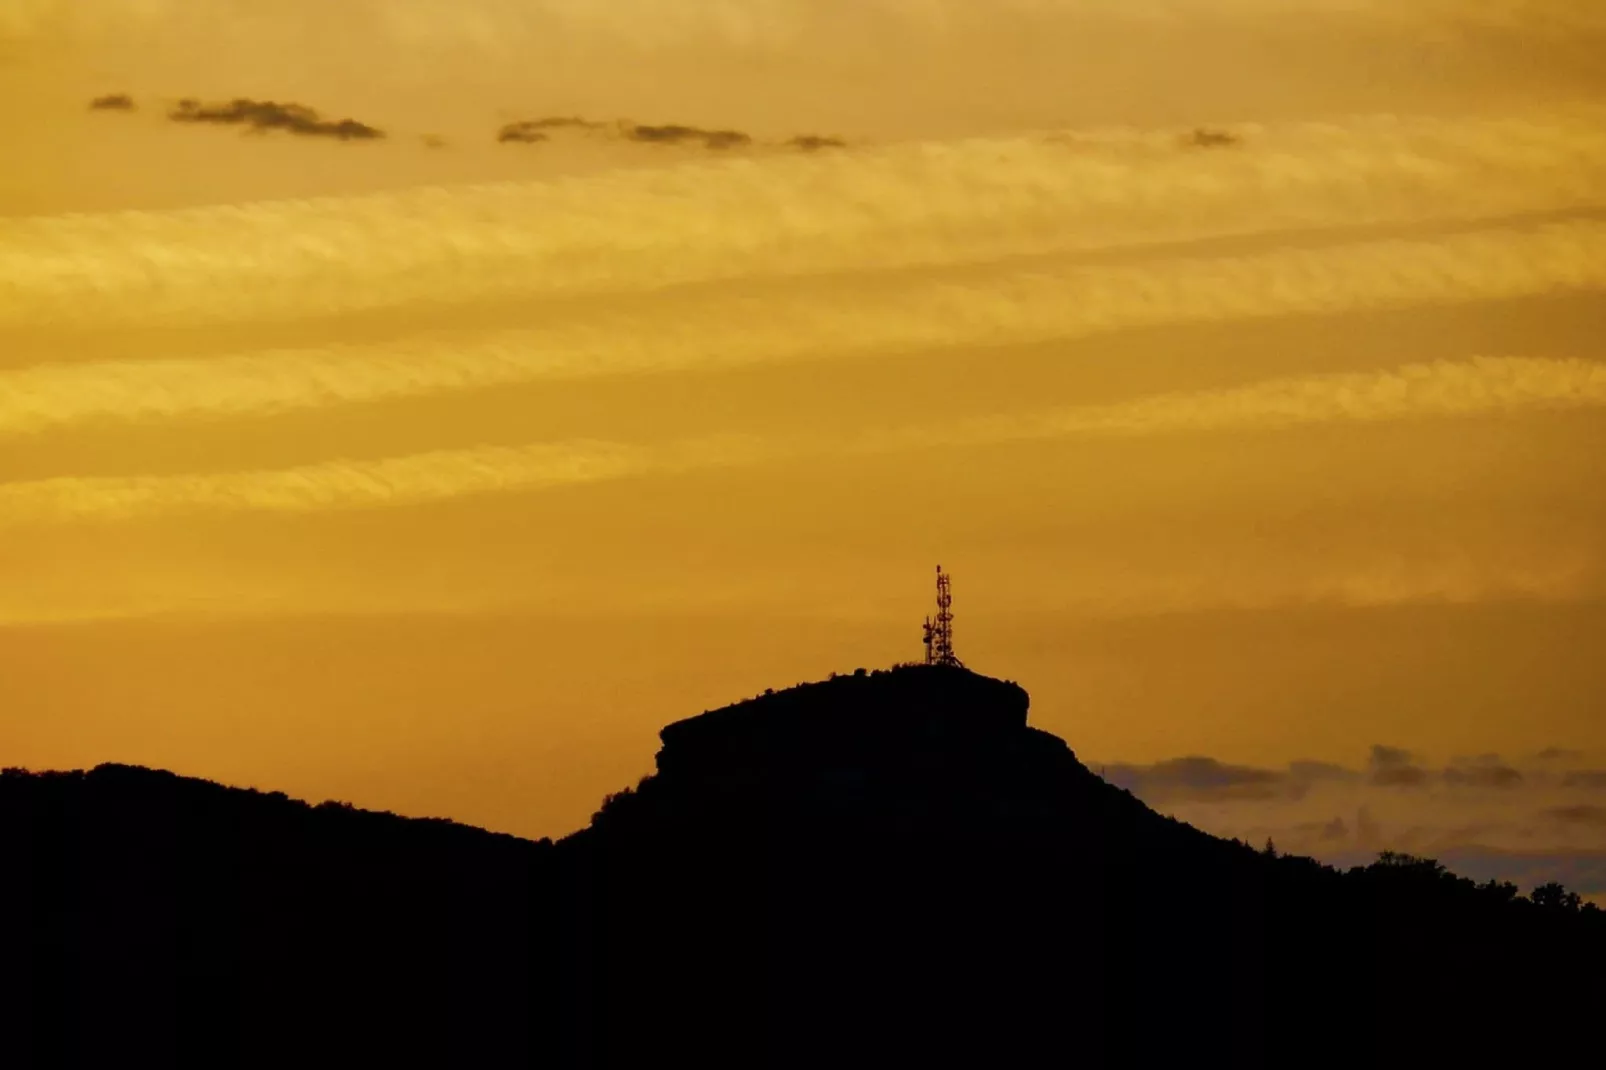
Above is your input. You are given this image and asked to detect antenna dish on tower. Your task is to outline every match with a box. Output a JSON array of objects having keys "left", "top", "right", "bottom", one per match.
[{"left": 922, "top": 565, "right": 964, "bottom": 668}]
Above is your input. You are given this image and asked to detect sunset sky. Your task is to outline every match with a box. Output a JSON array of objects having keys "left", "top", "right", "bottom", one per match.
[{"left": 3, "top": 1, "right": 1604, "bottom": 897}]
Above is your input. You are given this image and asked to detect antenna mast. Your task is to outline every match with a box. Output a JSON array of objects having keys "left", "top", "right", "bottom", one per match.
[{"left": 922, "top": 565, "right": 963, "bottom": 668}]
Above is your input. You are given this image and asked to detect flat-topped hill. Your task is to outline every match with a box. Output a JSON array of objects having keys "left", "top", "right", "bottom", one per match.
[
  {"left": 653, "top": 666, "right": 1041, "bottom": 808},
  {"left": 661, "top": 664, "right": 1031, "bottom": 751},
  {"left": 3, "top": 666, "right": 1604, "bottom": 1068}
]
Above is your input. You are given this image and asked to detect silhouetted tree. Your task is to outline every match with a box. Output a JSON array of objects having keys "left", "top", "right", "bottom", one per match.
[{"left": 1532, "top": 882, "right": 1583, "bottom": 912}]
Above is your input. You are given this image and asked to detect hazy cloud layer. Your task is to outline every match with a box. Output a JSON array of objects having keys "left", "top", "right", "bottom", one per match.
[
  {"left": 10, "top": 2, "right": 1606, "bottom": 50},
  {"left": 1444, "top": 755, "right": 1524, "bottom": 789},
  {"left": 3, "top": 356, "right": 1603, "bottom": 529},
  {"left": 1547, "top": 805, "right": 1606, "bottom": 828},
  {"left": 5, "top": 222, "right": 1601, "bottom": 435},
  {"left": 5, "top": 109, "right": 1602, "bottom": 328},
  {"left": 1369, "top": 744, "right": 1431, "bottom": 787},
  {"left": 1104, "top": 756, "right": 1310, "bottom": 801},
  {"left": 1103, "top": 746, "right": 1606, "bottom": 893}
]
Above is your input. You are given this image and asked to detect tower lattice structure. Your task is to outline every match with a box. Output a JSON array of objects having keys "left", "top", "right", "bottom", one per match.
[{"left": 922, "top": 565, "right": 963, "bottom": 668}]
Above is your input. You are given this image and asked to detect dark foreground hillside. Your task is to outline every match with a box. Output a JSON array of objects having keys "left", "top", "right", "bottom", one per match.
[{"left": 4, "top": 665, "right": 1602, "bottom": 1068}]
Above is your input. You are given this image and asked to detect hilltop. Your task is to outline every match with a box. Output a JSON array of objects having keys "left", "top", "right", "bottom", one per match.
[
  {"left": 3, "top": 666, "right": 1603, "bottom": 1067},
  {"left": 0, "top": 763, "right": 555, "bottom": 1067}
]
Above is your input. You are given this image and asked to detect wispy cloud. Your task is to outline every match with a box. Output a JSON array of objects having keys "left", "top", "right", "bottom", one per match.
[
  {"left": 5, "top": 222, "right": 1603, "bottom": 435},
  {"left": 4, "top": 109, "right": 1602, "bottom": 327},
  {"left": 959, "top": 356, "right": 1606, "bottom": 442},
  {"left": 11, "top": 2, "right": 1606, "bottom": 50},
  {"left": 3, "top": 356, "right": 1602, "bottom": 527}
]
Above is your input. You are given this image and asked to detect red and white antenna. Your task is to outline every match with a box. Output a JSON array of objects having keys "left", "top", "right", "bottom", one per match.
[{"left": 922, "top": 565, "right": 963, "bottom": 668}]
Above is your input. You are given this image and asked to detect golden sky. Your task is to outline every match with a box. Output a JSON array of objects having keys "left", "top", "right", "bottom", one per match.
[{"left": 3, "top": 2, "right": 1605, "bottom": 889}]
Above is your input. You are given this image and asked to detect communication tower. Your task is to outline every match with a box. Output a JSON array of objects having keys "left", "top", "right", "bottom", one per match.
[{"left": 922, "top": 565, "right": 963, "bottom": 668}]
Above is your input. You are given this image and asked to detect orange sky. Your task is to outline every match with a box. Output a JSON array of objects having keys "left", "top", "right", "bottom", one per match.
[{"left": 3, "top": 3, "right": 1604, "bottom": 877}]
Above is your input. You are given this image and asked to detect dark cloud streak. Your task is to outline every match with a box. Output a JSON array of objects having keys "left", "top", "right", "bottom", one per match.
[
  {"left": 1103, "top": 756, "right": 1295, "bottom": 802},
  {"left": 1182, "top": 127, "right": 1242, "bottom": 149},
  {"left": 624, "top": 124, "right": 752, "bottom": 149},
  {"left": 787, "top": 135, "right": 846, "bottom": 151},
  {"left": 1368, "top": 745, "right": 1431, "bottom": 788},
  {"left": 89, "top": 93, "right": 135, "bottom": 111},
  {"left": 1444, "top": 755, "right": 1524, "bottom": 789},
  {"left": 494, "top": 115, "right": 841, "bottom": 152},
  {"left": 496, "top": 116, "right": 608, "bottom": 143},
  {"left": 169, "top": 99, "right": 384, "bottom": 141},
  {"left": 1288, "top": 760, "right": 1357, "bottom": 784},
  {"left": 1547, "top": 805, "right": 1606, "bottom": 827},
  {"left": 496, "top": 123, "right": 549, "bottom": 144},
  {"left": 1106, "top": 744, "right": 1570, "bottom": 804}
]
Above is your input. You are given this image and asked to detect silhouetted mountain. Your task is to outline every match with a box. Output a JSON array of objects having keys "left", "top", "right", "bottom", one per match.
[
  {"left": 4, "top": 666, "right": 1603, "bottom": 1067},
  {"left": 0, "top": 764, "right": 556, "bottom": 1067}
]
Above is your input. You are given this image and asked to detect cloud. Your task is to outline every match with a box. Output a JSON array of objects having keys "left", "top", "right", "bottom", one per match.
[
  {"left": 496, "top": 116, "right": 607, "bottom": 143},
  {"left": 1538, "top": 747, "right": 1586, "bottom": 763},
  {"left": 13, "top": 1, "right": 1606, "bottom": 52},
  {"left": 1181, "top": 127, "right": 1240, "bottom": 149},
  {"left": 1564, "top": 771, "right": 1606, "bottom": 790},
  {"left": 1288, "top": 761, "right": 1358, "bottom": 785},
  {"left": 1546, "top": 805, "right": 1606, "bottom": 828},
  {"left": 0, "top": 437, "right": 694, "bottom": 525},
  {"left": 168, "top": 98, "right": 384, "bottom": 141},
  {"left": 495, "top": 125, "right": 547, "bottom": 144},
  {"left": 4, "top": 356, "right": 1606, "bottom": 528},
  {"left": 6, "top": 108, "right": 1603, "bottom": 328},
  {"left": 1356, "top": 807, "right": 1382, "bottom": 846},
  {"left": 1288, "top": 817, "right": 1350, "bottom": 843},
  {"left": 1444, "top": 755, "right": 1524, "bottom": 789},
  {"left": 1103, "top": 757, "right": 1293, "bottom": 801},
  {"left": 1368, "top": 745, "right": 1430, "bottom": 788},
  {"left": 4, "top": 220, "right": 1603, "bottom": 438},
  {"left": 787, "top": 135, "right": 846, "bottom": 152},
  {"left": 88, "top": 93, "right": 134, "bottom": 111},
  {"left": 494, "top": 115, "right": 830, "bottom": 152},
  {"left": 1106, "top": 747, "right": 1606, "bottom": 894},
  {"left": 622, "top": 123, "right": 751, "bottom": 149},
  {"left": 983, "top": 356, "right": 1606, "bottom": 442}
]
